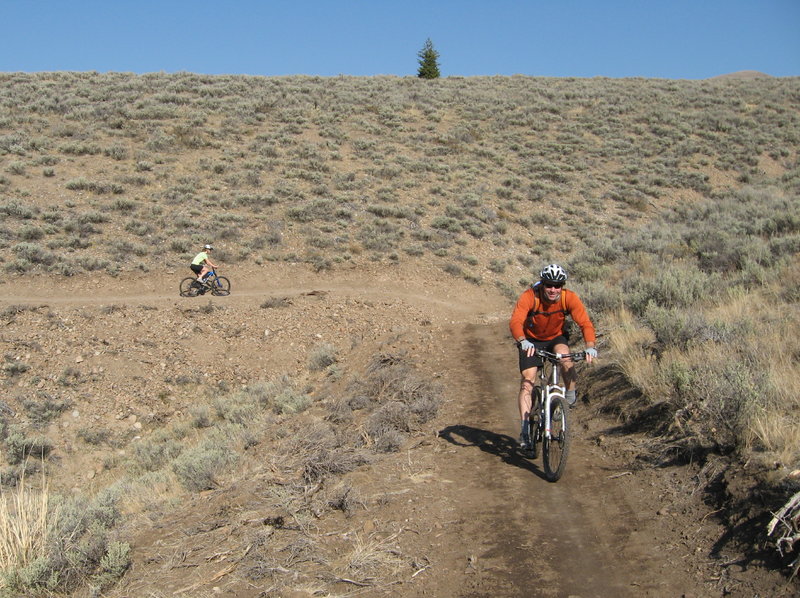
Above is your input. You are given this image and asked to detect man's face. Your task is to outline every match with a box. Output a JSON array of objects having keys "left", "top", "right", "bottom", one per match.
[{"left": 541, "top": 280, "right": 563, "bottom": 302}]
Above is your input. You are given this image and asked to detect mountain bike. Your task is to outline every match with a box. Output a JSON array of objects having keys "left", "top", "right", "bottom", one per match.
[
  {"left": 179, "top": 269, "right": 231, "bottom": 297},
  {"left": 526, "top": 349, "right": 586, "bottom": 482}
]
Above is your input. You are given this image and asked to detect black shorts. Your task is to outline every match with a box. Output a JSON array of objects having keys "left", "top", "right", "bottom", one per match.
[
  {"left": 518, "top": 335, "right": 569, "bottom": 372},
  {"left": 190, "top": 264, "right": 203, "bottom": 275}
]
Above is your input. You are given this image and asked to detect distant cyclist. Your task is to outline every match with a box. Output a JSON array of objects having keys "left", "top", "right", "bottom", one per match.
[
  {"left": 509, "top": 264, "right": 597, "bottom": 449},
  {"left": 190, "top": 244, "right": 218, "bottom": 283}
]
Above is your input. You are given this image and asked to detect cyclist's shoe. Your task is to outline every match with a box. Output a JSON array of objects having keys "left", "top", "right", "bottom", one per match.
[
  {"left": 518, "top": 431, "right": 531, "bottom": 450},
  {"left": 566, "top": 392, "right": 578, "bottom": 408}
]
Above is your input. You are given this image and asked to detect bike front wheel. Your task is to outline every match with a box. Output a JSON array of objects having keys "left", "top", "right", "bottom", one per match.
[
  {"left": 179, "top": 277, "right": 198, "bottom": 297},
  {"left": 211, "top": 276, "right": 231, "bottom": 296},
  {"left": 543, "top": 395, "right": 570, "bottom": 482}
]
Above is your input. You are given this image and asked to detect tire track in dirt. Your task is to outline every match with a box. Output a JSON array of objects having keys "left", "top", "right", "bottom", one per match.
[
  {"left": 437, "top": 320, "right": 695, "bottom": 597},
  {"left": 1, "top": 283, "right": 480, "bottom": 314}
]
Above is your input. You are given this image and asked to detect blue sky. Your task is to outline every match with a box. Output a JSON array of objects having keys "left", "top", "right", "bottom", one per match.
[{"left": 3, "top": 1, "right": 798, "bottom": 79}]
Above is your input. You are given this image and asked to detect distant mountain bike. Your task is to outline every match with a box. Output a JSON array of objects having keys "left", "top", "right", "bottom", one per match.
[
  {"left": 525, "top": 349, "right": 586, "bottom": 482},
  {"left": 179, "top": 269, "right": 231, "bottom": 297}
]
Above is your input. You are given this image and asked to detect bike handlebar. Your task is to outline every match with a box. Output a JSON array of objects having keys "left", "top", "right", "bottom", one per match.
[
  {"left": 514, "top": 341, "right": 586, "bottom": 362},
  {"left": 535, "top": 349, "right": 586, "bottom": 362}
]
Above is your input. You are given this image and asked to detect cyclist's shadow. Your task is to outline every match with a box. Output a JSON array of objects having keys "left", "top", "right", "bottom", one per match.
[{"left": 438, "top": 424, "right": 549, "bottom": 481}]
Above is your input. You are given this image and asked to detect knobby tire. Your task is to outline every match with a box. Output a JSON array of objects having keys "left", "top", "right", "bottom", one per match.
[
  {"left": 543, "top": 395, "right": 570, "bottom": 482},
  {"left": 179, "top": 277, "right": 198, "bottom": 297},
  {"left": 211, "top": 276, "right": 231, "bottom": 296}
]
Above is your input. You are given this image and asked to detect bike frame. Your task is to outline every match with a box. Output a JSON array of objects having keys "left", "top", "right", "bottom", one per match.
[
  {"left": 534, "top": 349, "right": 584, "bottom": 438},
  {"left": 201, "top": 269, "right": 222, "bottom": 289}
]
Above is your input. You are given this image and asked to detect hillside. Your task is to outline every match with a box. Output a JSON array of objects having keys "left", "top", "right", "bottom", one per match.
[{"left": 0, "top": 73, "right": 799, "bottom": 596}]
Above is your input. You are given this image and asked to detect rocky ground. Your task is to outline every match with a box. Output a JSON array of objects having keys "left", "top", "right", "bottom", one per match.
[{"left": 1, "top": 263, "right": 795, "bottom": 597}]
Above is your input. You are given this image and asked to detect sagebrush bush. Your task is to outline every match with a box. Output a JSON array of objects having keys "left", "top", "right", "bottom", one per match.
[
  {"left": 3, "top": 427, "right": 53, "bottom": 464},
  {"left": 308, "top": 343, "right": 338, "bottom": 371},
  {"left": 171, "top": 427, "right": 238, "bottom": 492}
]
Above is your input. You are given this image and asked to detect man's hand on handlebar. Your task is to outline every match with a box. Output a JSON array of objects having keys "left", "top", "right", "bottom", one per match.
[
  {"left": 585, "top": 347, "right": 597, "bottom": 363},
  {"left": 518, "top": 339, "right": 535, "bottom": 356}
]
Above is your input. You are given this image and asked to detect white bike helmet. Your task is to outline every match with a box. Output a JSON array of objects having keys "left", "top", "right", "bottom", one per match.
[
  {"left": 203, "top": 244, "right": 214, "bottom": 250},
  {"left": 540, "top": 263, "right": 567, "bottom": 284}
]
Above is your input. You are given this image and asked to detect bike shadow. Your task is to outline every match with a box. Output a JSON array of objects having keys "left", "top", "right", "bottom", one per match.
[{"left": 438, "top": 424, "right": 549, "bottom": 482}]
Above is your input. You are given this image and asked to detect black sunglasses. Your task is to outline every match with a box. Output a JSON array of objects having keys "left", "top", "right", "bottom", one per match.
[{"left": 542, "top": 282, "right": 563, "bottom": 289}]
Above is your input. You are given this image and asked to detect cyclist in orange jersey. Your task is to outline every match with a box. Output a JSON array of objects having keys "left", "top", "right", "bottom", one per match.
[{"left": 509, "top": 264, "right": 597, "bottom": 449}]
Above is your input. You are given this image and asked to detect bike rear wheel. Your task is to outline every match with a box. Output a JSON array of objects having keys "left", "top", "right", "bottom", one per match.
[
  {"left": 211, "top": 276, "right": 231, "bottom": 296},
  {"left": 543, "top": 395, "right": 570, "bottom": 482},
  {"left": 179, "top": 277, "right": 198, "bottom": 297}
]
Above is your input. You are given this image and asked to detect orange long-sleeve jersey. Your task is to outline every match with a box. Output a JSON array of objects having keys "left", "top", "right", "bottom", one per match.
[{"left": 509, "top": 286, "right": 596, "bottom": 344}]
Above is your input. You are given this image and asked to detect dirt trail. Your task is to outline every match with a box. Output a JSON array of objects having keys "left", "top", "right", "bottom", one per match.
[{"left": 431, "top": 321, "right": 677, "bottom": 597}]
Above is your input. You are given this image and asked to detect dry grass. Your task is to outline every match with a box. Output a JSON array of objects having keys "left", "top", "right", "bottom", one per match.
[
  {"left": 605, "top": 307, "right": 659, "bottom": 397},
  {"left": 746, "top": 317, "right": 800, "bottom": 467},
  {"left": 338, "top": 532, "right": 407, "bottom": 580},
  {"left": 0, "top": 470, "right": 53, "bottom": 582}
]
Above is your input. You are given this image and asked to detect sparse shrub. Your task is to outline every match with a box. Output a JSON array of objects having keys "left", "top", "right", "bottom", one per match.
[
  {"left": 260, "top": 296, "right": 292, "bottom": 308},
  {"left": 77, "top": 427, "right": 110, "bottom": 445},
  {"left": 57, "top": 367, "right": 81, "bottom": 386},
  {"left": 2, "top": 360, "right": 30, "bottom": 375},
  {"left": 212, "top": 391, "right": 261, "bottom": 425},
  {"left": 347, "top": 353, "right": 442, "bottom": 429},
  {"left": 3, "top": 427, "right": 53, "bottom": 464},
  {"left": 12, "top": 243, "right": 55, "bottom": 266},
  {"left": 326, "top": 399, "right": 353, "bottom": 424},
  {"left": 7, "top": 161, "right": 26, "bottom": 175},
  {"left": 92, "top": 541, "right": 131, "bottom": 589},
  {"left": 59, "top": 142, "right": 101, "bottom": 155},
  {"left": 131, "top": 431, "right": 184, "bottom": 472},
  {"left": 488, "top": 258, "right": 506, "bottom": 273},
  {"left": 74, "top": 256, "right": 110, "bottom": 272},
  {"left": 365, "top": 402, "right": 412, "bottom": 448},
  {"left": 0, "top": 200, "right": 36, "bottom": 220},
  {"left": 22, "top": 394, "right": 71, "bottom": 425},
  {"left": 643, "top": 303, "right": 740, "bottom": 349},
  {"left": 189, "top": 405, "right": 214, "bottom": 429},
  {"left": 171, "top": 427, "right": 238, "bottom": 491},
  {"left": 103, "top": 145, "right": 129, "bottom": 161},
  {"left": 286, "top": 422, "right": 368, "bottom": 483},
  {"left": 308, "top": 343, "right": 337, "bottom": 371},
  {"left": 325, "top": 483, "right": 363, "bottom": 516},
  {"left": 624, "top": 265, "right": 715, "bottom": 316},
  {"left": 272, "top": 385, "right": 311, "bottom": 415},
  {"left": 307, "top": 253, "right": 332, "bottom": 272}
]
